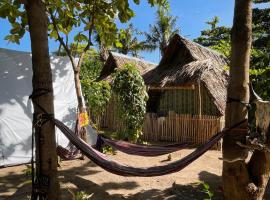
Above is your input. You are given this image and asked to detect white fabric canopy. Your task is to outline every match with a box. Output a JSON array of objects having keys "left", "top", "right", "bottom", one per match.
[{"left": 0, "top": 48, "right": 97, "bottom": 167}]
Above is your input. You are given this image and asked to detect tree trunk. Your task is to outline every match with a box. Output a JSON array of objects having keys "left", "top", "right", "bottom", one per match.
[
  {"left": 74, "top": 68, "right": 88, "bottom": 153},
  {"left": 26, "top": 0, "right": 60, "bottom": 199},
  {"left": 223, "top": 0, "right": 270, "bottom": 199}
]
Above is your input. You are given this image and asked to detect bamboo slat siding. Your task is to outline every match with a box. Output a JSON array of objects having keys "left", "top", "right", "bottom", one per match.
[
  {"left": 94, "top": 107, "right": 224, "bottom": 146},
  {"left": 141, "top": 113, "right": 224, "bottom": 144},
  {"left": 157, "top": 86, "right": 220, "bottom": 117}
]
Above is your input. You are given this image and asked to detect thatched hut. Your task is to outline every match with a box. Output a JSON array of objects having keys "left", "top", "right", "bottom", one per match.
[
  {"left": 142, "top": 34, "right": 228, "bottom": 144},
  {"left": 96, "top": 52, "right": 157, "bottom": 129},
  {"left": 99, "top": 52, "right": 157, "bottom": 80}
]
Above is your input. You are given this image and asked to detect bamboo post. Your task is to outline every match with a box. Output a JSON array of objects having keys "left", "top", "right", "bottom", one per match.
[{"left": 197, "top": 81, "right": 202, "bottom": 118}]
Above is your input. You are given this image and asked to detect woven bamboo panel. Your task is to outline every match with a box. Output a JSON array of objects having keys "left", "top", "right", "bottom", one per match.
[
  {"left": 94, "top": 103, "right": 224, "bottom": 147},
  {"left": 141, "top": 113, "right": 224, "bottom": 145}
]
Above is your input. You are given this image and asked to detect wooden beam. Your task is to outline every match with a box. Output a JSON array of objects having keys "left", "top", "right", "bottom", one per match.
[
  {"left": 148, "top": 85, "right": 195, "bottom": 90},
  {"left": 198, "top": 81, "right": 202, "bottom": 118}
]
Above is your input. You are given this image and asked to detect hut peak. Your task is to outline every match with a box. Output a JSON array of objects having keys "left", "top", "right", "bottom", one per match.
[
  {"left": 99, "top": 52, "right": 157, "bottom": 80},
  {"left": 160, "top": 34, "right": 227, "bottom": 67}
]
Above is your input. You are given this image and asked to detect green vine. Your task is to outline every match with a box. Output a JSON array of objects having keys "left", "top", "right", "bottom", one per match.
[
  {"left": 112, "top": 63, "right": 148, "bottom": 141},
  {"left": 81, "top": 58, "right": 111, "bottom": 117}
]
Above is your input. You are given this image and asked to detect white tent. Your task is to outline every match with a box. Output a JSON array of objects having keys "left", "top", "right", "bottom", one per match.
[{"left": 0, "top": 48, "right": 97, "bottom": 167}]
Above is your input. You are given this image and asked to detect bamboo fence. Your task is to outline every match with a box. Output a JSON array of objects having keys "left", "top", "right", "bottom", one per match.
[{"left": 94, "top": 110, "right": 224, "bottom": 146}]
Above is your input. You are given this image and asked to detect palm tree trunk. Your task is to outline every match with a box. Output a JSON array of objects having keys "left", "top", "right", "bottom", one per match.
[
  {"left": 26, "top": 0, "right": 59, "bottom": 199},
  {"left": 223, "top": 0, "right": 270, "bottom": 199}
]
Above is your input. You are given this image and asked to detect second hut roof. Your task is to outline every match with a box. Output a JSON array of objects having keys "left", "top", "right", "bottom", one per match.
[
  {"left": 99, "top": 52, "right": 157, "bottom": 80},
  {"left": 143, "top": 34, "right": 229, "bottom": 115}
]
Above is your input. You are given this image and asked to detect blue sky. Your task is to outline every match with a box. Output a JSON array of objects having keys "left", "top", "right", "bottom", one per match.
[{"left": 0, "top": 0, "right": 235, "bottom": 63}]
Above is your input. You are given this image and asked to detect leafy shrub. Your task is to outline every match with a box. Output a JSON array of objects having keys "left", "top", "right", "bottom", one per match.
[
  {"left": 199, "top": 181, "right": 214, "bottom": 200},
  {"left": 112, "top": 63, "right": 148, "bottom": 141}
]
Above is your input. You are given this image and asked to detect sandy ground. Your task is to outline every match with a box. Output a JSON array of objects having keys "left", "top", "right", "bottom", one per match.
[{"left": 1, "top": 149, "right": 270, "bottom": 200}]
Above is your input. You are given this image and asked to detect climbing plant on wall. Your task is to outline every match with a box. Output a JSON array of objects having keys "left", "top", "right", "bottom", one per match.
[
  {"left": 80, "top": 57, "right": 111, "bottom": 117},
  {"left": 112, "top": 63, "right": 148, "bottom": 141}
]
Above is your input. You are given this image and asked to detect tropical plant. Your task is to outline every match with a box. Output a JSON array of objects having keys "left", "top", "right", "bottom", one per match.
[
  {"left": 194, "top": 16, "right": 231, "bottom": 48},
  {"left": 93, "top": 32, "right": 111, "bottom": 62},
  {"left": 250, "top": 0, "right": 270, "bottom": 100},
  {"left": 114, "top": 23, "right": 152, "bottom": 57},
  {"left": 112, "top": 63, "right": 148, "bottom": 141},
  {"left": 144, "top": 7, "right": 180, "bottom": 56},
  {"left": 80, "top": 54, "right": 111, "bottom": 118},
  {"left": 195, "top": 10, "right": 270, "bottom": 100},
  {"left": 82, "top": 80, "right": 111, "bottom": 117},
  {"left": 199, "top": 182, "right": 214, "bottom": 200}
]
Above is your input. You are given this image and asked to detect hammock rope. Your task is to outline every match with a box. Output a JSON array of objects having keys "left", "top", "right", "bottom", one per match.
[{"left": 52, "top": 118, "right": 246, "bottom": 177}]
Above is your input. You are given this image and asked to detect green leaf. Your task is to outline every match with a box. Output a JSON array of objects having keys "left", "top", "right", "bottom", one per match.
[
  {"left": 74, "top": 33, "right": 88, "bottom": 42},
  {"left": 49, "top": 30, "right": 58, "bottom": 40},
  {"left": 4, "top": 34, "right": 20, "bottom": 44},
  {"left": 115, "top": 40, "right": 123, "bottom": 48}
]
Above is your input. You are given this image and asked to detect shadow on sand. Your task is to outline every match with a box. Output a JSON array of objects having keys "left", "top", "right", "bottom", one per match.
[{"left": 2, "top": 161, "right": 270, "bottom": 200}]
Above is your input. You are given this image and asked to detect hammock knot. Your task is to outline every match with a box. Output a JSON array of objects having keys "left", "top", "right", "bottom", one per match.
[{"left": 33, "top": 113, "right": 54, "bottom": 127}]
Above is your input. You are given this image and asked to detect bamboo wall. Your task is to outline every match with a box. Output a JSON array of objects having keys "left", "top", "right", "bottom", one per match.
[
  {"left": 156, "top": 85, "right": 220, "bottom": 116},
  {"left": 93, "top": 85, "right": 225, "bottom": 145},
  {"left": 94, "top": 110, "right": 224, "bottom": 146},
  {"left": 142, "top": 112, "right": 224, "bottom": 144}
]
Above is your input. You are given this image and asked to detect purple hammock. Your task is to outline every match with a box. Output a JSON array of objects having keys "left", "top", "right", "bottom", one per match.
[
  {"left": 96, "top": 134, "right": 190, "bottom": 157},
  {"left": 51, "top": 118, "right": 244, "bottom": 177},
  {"left": 56, "top": 120, "right": 80, "bottom": 160}
]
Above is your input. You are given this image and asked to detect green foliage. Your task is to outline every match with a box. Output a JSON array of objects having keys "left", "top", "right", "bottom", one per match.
[
  {"left": 80, "top": 58, "right": 111, "bottom": 117},
  {"left": 195, "top": 11, "right": 270, "bottom": 99},
  {"left": 194, "top": 16, "right": 231, "bottom": 49},
  {"left": 54, "top": 43, "right": 98, "bottom": 58},
  {"left": 0, "top": 1, "right": 27, "bottom": 44},
  {"left": 114, "top": 23, "right": 153, "bottom": 57},
  {"left": 45, "top": 0, "right": 169, "bottom": 51},
  {"left": 196, "top": 181, "right": 214, "bottom": 200},
  {"left": 101, "top": 145, "right": 116, "bottom": 155},
  {"left": 210, "top": 40, "right": 231, "bottom": 59},
  {"left": 251, "top": 1, "right": 270, "bottom": 99},
  {"left": 144, "top": 7, "right": 180, "bottom": 56},
  {"left": 80, "top": 52, "right": 104, "bottom": 81},
  {"left": 83, "top": 80, "right": 111, "bottom": 116},
  {"left": 1, "top": 0, "right": 169, "bottom": 49},
  {"left": 69, "top": 190, "right": 93, "bottom": 200},
  {"left": 112, "top": 63, "right": 148, "bottom": 141},
  {"left": 201, "top": 182, "right": 214, "bottom": 200}
]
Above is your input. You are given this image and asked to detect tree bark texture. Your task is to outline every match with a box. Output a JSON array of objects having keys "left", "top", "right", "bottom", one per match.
[
  {"left": 74, "top": 68, "right": 88, "bottom": 155},
  {"left": 223, "top": 0, "right": 270, "bottom": 199},
  {"left": 26, "top": 0, "right": 60, "bottom": 199}
]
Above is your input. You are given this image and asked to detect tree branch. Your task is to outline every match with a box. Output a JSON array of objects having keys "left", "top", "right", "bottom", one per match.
[
  {"left": 49, "top": 9, "right": 77, "bottom": 71},
  {"left": 76, "top": 14, "right": 95, "bottom": 71}
]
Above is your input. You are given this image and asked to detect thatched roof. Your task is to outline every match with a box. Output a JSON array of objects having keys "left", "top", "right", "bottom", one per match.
[
  {"left": 143, "top": 34, "right": 229, "bottom": 115},
  {"left": 99, "top": 52, "right": 157, "bottom": 80}
]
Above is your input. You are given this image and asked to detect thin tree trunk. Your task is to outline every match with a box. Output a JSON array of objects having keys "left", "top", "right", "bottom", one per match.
[
  {"left": 223, "top": 0, "right": 270, "bottom": 199},
  {"left": 74, "top": 63, "right": 88, "bottom": 155},
  {"left": 49, "top": 11, "right": 89, "bottom": 149},
  {"left": 26, "top": 0, "right": 59, "bottom": 199}
]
